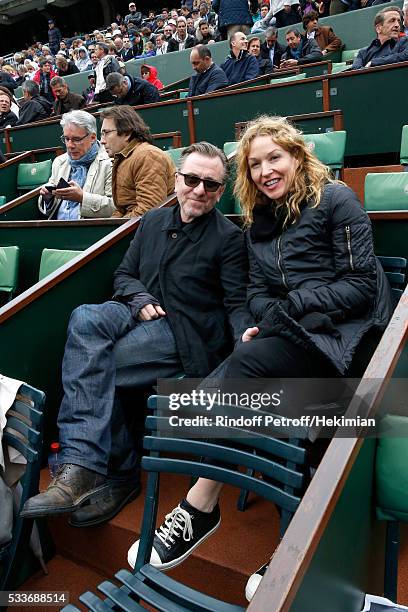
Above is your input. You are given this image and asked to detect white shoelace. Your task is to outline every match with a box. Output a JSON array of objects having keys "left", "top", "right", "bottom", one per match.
[{"left": 155, "top": 506, "right": 193, "bottom": 549}]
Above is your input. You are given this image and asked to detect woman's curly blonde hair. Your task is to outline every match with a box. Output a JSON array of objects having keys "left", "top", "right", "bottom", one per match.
[{"left": 233, "top": 115, "right": 335, "bottom": 227}]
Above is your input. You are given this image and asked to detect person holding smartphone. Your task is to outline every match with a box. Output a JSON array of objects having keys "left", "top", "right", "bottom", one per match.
[{"left": 39, "top": 109, "right": 115, "bottom": 219}]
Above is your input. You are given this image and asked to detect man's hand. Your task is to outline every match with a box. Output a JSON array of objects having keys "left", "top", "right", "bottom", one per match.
[
  {"left": 322, "top": 49, "right": 328, "bottom": 55},
  {"left": 280, "top": 59, "right": 298, "bottom": 68},
  {"left": 53, "top": 180, "right": 84, "bottom": 202},
  {"left": 40, "top": 185, "right": 55, "bottom": 197},
  {"left": 138, "top": 304, "right": 166, "bottom": 321},
  {"left": 242, "top": 327, "right": 259, "bottom": 342}
]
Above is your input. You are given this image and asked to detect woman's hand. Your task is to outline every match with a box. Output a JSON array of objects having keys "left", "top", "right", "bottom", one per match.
[{"left": 242, "top": 327, "right": 259, "bottom": 342}]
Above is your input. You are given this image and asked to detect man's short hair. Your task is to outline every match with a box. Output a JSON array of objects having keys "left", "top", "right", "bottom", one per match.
[
  {"left": 100, "top": 105, "right": 153, "bottom": 144},
  {"left": 60, "top": 110, "right": 97, "bottom": 135},
  {"left": 106, "top": 72, "right": 124, "bottom": 90},
  {"left": 96, "top": 42, "right": 110, "bottom": 55},
  {"left": 50, "top": 76, "right": 66, "bottom": 88},
  {"left": 22, "top": 80, "right": 39, "bottom": 97},
  {"left": 265, "top": 26, "right": 278, "bottom": 38},
  {"left": 178, "top": 142, "right": 228, "bottom": 182},
  {"left": 374, "top": 5, "right": 402, "bottom": 26},
  {"left": 260, "top": 3, "right": 269, "bottom": 8},
  {"left": 194, "top": 44, "right": 212, "bottom": 59},
  {"left": 302, "top": 11, "right": 319, "bottom": 28},
  {"left": 198, "top": 19, "right": 210, "bottom": 28},
  {"left": 286, "top": 28, "right": 302, "bottom": 38}
]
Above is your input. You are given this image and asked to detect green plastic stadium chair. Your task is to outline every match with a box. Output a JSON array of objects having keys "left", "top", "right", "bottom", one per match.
[
  {"left": 17, "top": 160, "right": 52, "bottom": 192},
  {"left": 331, "top": 62, "right": 349, "bottom": 74},
  {"left": 0, "top": 196, "right": 6, "bottom": 206},
  {"left": 341, "top": 49, "right": 360, "bottom": 62},
  {"left": 304, "top": 131, "right": 347, "bottom": 177},
  {"left": 38, "top": 248, "right": 82, "bottom": 281},
  {"left": 271, "top": 72, "right": 306, "bottom": 85},
  {"left": 179, "top": 91, "right": 189, "bottom": 99},
  {"left": 376, "top": 415, "right": 408, "bottom": 601},
  {"left": 0, "top": 246, "right": 19, "bottom": 301},
  {"left": 400, "top": 125, "right": 408, "bottom": 166},
  {"left": 364, "top": 173, "right": 408, "bottom": 212},
  {"left": 223, "top": 142, "right": 238, "bottom": 157},
  {"left": 165, "top": 147, "right": 185, "bottom": 168}
]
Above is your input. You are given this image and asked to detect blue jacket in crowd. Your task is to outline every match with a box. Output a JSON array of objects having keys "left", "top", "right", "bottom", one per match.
[
  {"left": 220, "top": 50, "right": 259, "bottom": 86},
  {"left": 352, "top": 36, "right": 408, "bottom": 70},
  {"left": 188, "top": 63, "right": 229, "bottom": 97},
  {"left": 212, "top": 0, "right": 257, "bottom": 29}
]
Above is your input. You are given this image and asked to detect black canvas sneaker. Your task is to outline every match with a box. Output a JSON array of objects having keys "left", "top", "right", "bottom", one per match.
[
  {"left": 128, "top": 498, "right": 221, "bottom": 571},
  {"left": 245, "top": 562, "right": 269, "bottom": 602}
]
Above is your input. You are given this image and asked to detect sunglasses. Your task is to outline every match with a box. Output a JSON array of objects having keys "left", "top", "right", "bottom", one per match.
[{"left": 178, "top": 172, "right": 223, "bottom": 193}]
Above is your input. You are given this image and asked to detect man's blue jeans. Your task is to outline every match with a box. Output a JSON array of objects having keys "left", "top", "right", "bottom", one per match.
[{"left": 57, "top": 301, "right": 182, "bottom": 477}]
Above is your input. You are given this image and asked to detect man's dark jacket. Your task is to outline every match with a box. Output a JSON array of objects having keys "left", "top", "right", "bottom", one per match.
[
  {"left": 16, "top": 95, "right": 53, "bottom": 126},
  {"left": 53, "top": 91, "right": 86, "bottom": 115},
  {"left": 220, "top": 50, "right": 259, "bottom": 85},
  {"left": 167, "top": 35, "right": 196, "bottom": 53},
  {"left": 188, "top": 63, "right": 229, "bottom": 97},
  {"left": 0, "top": 71, "right": 18, "bottom": 94},
  {"left": 212, "top": 0, "right": 258, "bottom": 29},
  {"left": 352, "top": 36, "right": 408, "bottom": 70},
  {"left": 281, "top": 37, "right": 323, "bottom": 65},
  {"left": 113, "top": 205, "right": 251, "bottom": 377},
  {"left": 48, "top": 26, "right": 62, "bottom": 53},
  {"left": 58, "top": 61, "right": 80, "bottom": 77},
  {"left": 260, "top": 40, "right": 285, "bottom": 68},
  {"left": 124, "top": 11, "right": 143, "bottom": 29},
  {"left": 0, "top": 110, "right": 18, "bottom": 129},
  {"left": 115, "top": 75, "right": 160, "bottom": 106}
]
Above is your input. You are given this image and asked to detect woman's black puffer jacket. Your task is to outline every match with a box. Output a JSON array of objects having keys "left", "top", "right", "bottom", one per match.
[{"left": 247, "top": 183, "right": 393, "bottom": 374}]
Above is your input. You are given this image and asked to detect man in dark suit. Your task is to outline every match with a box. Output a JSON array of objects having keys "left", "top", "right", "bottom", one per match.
[{"left": 260, "top": 26, "right": 286, "bottom": 69}]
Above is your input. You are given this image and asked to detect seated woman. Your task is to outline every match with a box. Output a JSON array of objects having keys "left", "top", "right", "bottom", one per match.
[
  {"left": 38, "top": 110, "right": 115, "bottom": 219},
  {"left": 127, "top": 116, "right": 393, "bottom": 599}
]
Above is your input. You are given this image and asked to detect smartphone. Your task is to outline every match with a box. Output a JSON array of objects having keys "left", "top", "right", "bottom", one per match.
[
  {"left": 45, "top": 184, "right": 56, "bottom": 192},
  {"left": 56, "top": 177, "right": 71, "bottom": 189}
]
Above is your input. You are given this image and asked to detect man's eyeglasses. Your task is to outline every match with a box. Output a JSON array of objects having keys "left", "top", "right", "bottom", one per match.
[
  {"left": 61, "top": 134, "right": 90, "bottom": 144},
  {"left": 100, "top": 129, "right": 118, "bottom": 137},
  {"left": 178, "top": 172, "right": 223, "bottom": 192}
]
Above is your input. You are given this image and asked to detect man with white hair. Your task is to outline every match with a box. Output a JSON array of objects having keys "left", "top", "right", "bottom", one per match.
[{"left": 38, "top": 110, "right": 114, "bottom": 219}]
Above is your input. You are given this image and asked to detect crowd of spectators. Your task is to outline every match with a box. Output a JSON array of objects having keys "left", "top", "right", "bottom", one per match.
[{"left": 0, "top": 0, "right": 406, "bottom": 130}]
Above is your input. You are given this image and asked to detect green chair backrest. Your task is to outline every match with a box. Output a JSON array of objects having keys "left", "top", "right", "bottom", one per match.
[
  {"left": 364, "top": 172, "right": 408, "bottom": 211},
  {"left": 376, "top": 415, "right": 408, "bottom": 522},
  {"left": 17, "top": 160, "right": 52, "bottom": 191},
  {"left": 38, "top": 248, "right": 82, "bottom": 281},
  {"left": 331, "top": 62, "right": 349, "bottom": 74},
  {"left": 341, "top": 49, "right": 360, "bottom": 62},
  {"left": 303, "top": 131, "right": 347, "bottom": 170},
  {"left": 271, "top": 73, "right": 306, "bottom": 85},
  {"left": 400, "top": 125, "right": 408, "bottom": 166},
  {"left": 0, "top": 196, "right": 6, "bottom": 205},
  {"left": 0, "top": 246, "right": 19, "bottom": 294},
  {"left": 223, "top": 142, "right": 238, "bottom": 157},
  {"left": 165, "top": 147, "right": 185, "bottom": 168}
]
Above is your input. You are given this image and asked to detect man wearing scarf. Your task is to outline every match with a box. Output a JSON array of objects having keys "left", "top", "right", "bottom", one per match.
[
  {"left": 280, "top": 28, "right": 322, "bottom": 68},
  {"left": 38, "top": 110, "right": 115, "bottom": 219},
  {"left": 166, "top": 17, "right": 196, "bottom": 52}
]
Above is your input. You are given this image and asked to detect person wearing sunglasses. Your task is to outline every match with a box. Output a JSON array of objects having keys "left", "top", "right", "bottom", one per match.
[
  {"left": 22, "top": 140, "right": 251, "bottom": 529},
  {"left": 37, "top": 109, "right": 114, "bottom": 219}
]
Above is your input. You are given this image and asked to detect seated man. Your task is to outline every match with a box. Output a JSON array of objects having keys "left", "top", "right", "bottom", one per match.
[
  {"left": 0, "top": 89, "right": 18, "bottom": 129},
  {"left": 280, "top": 28, "right": 323, "bottom": 68},
  {"left": 166, "top": 17, "right": 196, "bottom": 52},
  {"left": 51, "top": 76, "right": 86, "bottom": 115},
  {"left": 188, "top": 45, "right": 228, "bottom": 96},
  {"left": 302, "top": 11, "right": 342, "bottom": 55},
  {"left": 220, "top": 31, "right": 260, "bottom": 85},
  {"left": 260, "top": 26, "right": 285, "bottom": 69},
  {"left": 21, "top": 142, "right": 250, "bottom": 526},
  {"left": 251, "top": 3, "right": 275, "bottom": 33},
  {"left": 38, "top": 110, "right": 114, "bottom": 219},
  {"left": 16, "top": 80, "right": 53, "bottom": 126},
  {"left": 100, "top": 105, "right": 175, "bottom": 218},
  {"left": 248, "top": 37, "right": 273, "bottom": 75},
  {"left": 351, "top": 6, "right": 408, "bottom": 70},
  {"left": 106, "top": 72, "right": 160, "bottom": 106}
]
